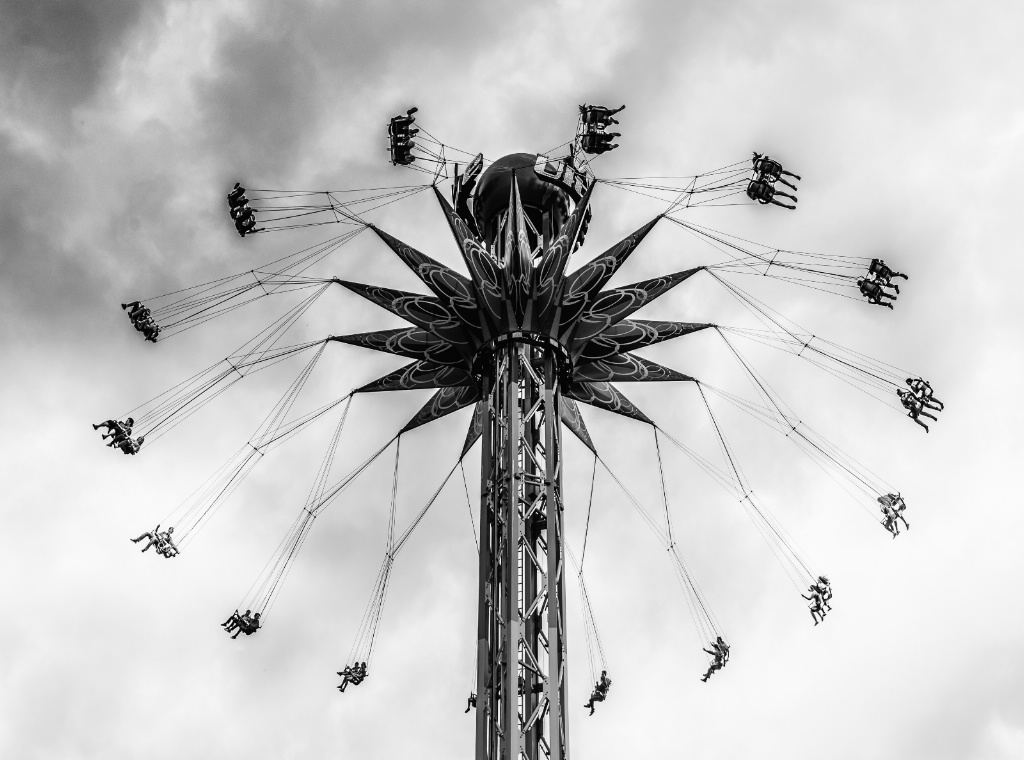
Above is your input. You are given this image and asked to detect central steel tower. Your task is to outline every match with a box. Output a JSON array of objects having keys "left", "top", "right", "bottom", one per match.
[{"left": 471, "top": 155, "right": 575, "bottom": 759}]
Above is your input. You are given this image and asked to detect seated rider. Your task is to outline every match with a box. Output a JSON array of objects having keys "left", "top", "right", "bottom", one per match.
[
  {"left": 752, "top": 152, "right": 801, "bottom": 190},
  {"left": 337, "top": 662, "right": 368, "bottom": 692},
  {"left": 858, "top": 278, "right": 896, "bottom": 309},
  {"left": 701, "top": 637, "right": 729, "bottom": 682},
  {"left": 104, "top": 426, "right": 132, "bottom": 446},
  {"left": 230, "top": 611, "right": 260, "bottom": 638},
  {"left": 142, "top": 323, "right": 160, "bottom": 342},
  {"left": 129, "top": 306, "right": 151, "bottom": 324},
  {"left": 583, "top": 670, "right": 612, "bottom": 714},
  {"left": 95, "top": 417, "right": 133, "bottom": 442},
  {"left": 227, "top": 183, "right": 246, "bottom": 206},
  {"left": 580, "top": 104, "right": 625, "bottom": 129},
  {"left": 906, "top": 378, "right": 943, "bottom": 411},
  {"left": 801, "top": 587, "right": 825, "bottom": 625},
  {"left": 222, "top": 609, "right": 248, "bottom": 632},
  {"left": 155, "top": 527, "right": 179, "bottom": 558},
  {"left": 897, "top": 389, "right": 936, "bottom": 432},
  {"left": 813, "top": 576, "right": 832, "bottom": 611},
  {"left": 133, "top": 315, "right": 155, "bottom": 333},
  {"left": 223, "top": 609, "right": 252, "bottom": 634},
  {"left": 130, "top": 523, "right": 166, "bottom": 552},
  {"left": 868, "top": 258, "right": 908, "bottom": 286},
  {"left": 236, "top": 215, "right": 259, "bottom": 237},
  {"left": 878, "top": 493, "right": 909, "bottom": 536},
  {"left": 464, "top": 692, "right": 477, "bottom": 713},
  {"left": 746, "top": 179, "right": 797, "bottom": 209},
  {"left": 121, "top": 302, "right": 151, "bottom": 324},
  {"left": 582, "top": 131, "right": 620, "bottom": 154},
  {"left": 879, "top": 500, "right": 899, "bottom": 537},
  {"left": 113, "top": 434, "right": 145, "bottom": 454}
]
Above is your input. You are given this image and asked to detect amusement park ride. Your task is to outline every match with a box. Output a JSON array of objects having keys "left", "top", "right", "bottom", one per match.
[{"left": 100, "top": 102, "right": 940, "bottom": 759}]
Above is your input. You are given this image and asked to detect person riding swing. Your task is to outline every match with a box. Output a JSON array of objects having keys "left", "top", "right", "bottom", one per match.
[
  {"left": 222, "top": 609, "right": 249, "bottom": 633},
  {"left": 813, "top": 575, "right": 833, "bottom": 611},
  {"left": 858, "top": 278, "right": 897, "bottom": 309},
  {"left": 701, "top": 636, "right": 730, "bottom": 681},
  {"left": 130, "top": 523, "right": 172, "bottom": 553},
  {"left": 897, "top": 389, "right": 936, "bottom": 432},
  {"left": 878, "top": 493, "right": 909, "bottom": 536},
  {"left": 580, "top": 104, "right": 625, "bottom": 130},
  {"left": 752, "top": 152, "right": 801, "bottom": 190},
  {"left": 230, "top": 611, "right": 260, "bottom": 638},
  {"left": 337, "top": 661, "right": 368, "bottom": 692},
  {"left": 746, "top": 178, "right": 797, "bottom": 209},
  {"left": 801, "top": 587, "right": 826, "bottom": 625},
  {"left": 906, "top": 378, "right": 943, "bottom": 411},
  {"left": 868, "top": 258, "right": 908, "bottom": 289},
  {"left": 583, "top": 670, "right": 612, "bottom": 713}
]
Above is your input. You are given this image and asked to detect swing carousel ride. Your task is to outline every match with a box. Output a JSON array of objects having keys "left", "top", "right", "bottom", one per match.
[{"left": 99, "top": 102, "right": 940, "bottom": 760}]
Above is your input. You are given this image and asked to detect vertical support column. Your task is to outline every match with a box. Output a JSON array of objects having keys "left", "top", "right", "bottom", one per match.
[
  {"left": 543, "top": 353, "right": 566, "bottom": 760},
  {"left": 477, "top": 342, "right": 568, "bottom": 760},
  {"left": 504, "top": 347, "right": 521, "bottom": 760},
  {"left": 476, "top": 376, "right": 494, "bottom": 760}
]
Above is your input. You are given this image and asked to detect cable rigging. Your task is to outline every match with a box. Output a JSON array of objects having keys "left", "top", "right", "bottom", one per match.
[{"left": 595, "top": 451, "right": 729, "bottom": 681}]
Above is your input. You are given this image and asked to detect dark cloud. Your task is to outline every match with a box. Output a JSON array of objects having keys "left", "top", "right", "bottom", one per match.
[{"left": 0, "top": 0, "right": 157, "bottom": 129}]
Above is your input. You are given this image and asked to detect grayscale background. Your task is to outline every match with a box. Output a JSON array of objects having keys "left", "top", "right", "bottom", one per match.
[{"left": 1, "top": 1, "right": 1021, "bottom": 758}]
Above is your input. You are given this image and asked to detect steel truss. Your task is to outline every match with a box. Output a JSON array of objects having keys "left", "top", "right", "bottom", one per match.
[{"left": 476, "top": 340, "right": 568, "bottom": 760}]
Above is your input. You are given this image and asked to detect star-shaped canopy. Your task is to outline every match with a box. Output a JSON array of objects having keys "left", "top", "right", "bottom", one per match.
[{"left": 331, "top": 179, "right": 710, "bottom": 448}]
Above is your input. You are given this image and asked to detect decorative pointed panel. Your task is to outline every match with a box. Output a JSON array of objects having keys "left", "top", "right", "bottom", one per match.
[
  {"left": 432, "top": 187, "right": 490, "bottom": 280},
  {"left": 533, "top": 182, "right": 595, "bottom": 330},
  {"left": 567, "top": 267, "right": 704, "bottom": 346},
  {"left": 565, "top": 381, "right": 653, "bottom": 425},
  {"left": 575, "top": 319, "right": 711, "bottom": 363},
  {"left": 400, "top": 386, "right": 482, "bottom": 434},
  {"left": 337, "top": 280, "right": 475, "bottom": 351},
  {"left": 356, "top": 360, "right": 474, "bottom": 393},
  {"left": 461, "top": 401, "right": 486, "bottom": 457},
  {"left": 331, "top": 328, "right": 467, "bottom": 367},
  {"left": 504, "top": 178, "right": 534, "bottom": 326},
  {"left": 560, "top": 398, "right": 597, "bottom": 454},
  {"left": 369, "top": 225, "right": 482, "bottom": 338},
  {"left": 573, "top": 353, "right": 694, "bottom": 384},
  {"left": 557, "top": 216, "right": 662, "bottom": 332},
  {"left": 433, "top": 187, "right": 502, "bottom": 339}
]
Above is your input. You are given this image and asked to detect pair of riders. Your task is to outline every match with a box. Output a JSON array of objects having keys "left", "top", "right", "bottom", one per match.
[
  {"left": 801, "top": 575, "right": 832, "bottom": 625},
  {"left": 584, "top": 670, "right": 612, "bottom": 714},
  {"left": 701, "top": 636, "right": 730, "bottom": 682},
  {"left": 858, "top": 258, "right": 908, "bottom": 309},
  {"left": 121, "top": 301, "right": 160, "bottom": 342},
  {"left": 337, "top": 662, "right": 368, "bottom": 692},
  {"left": 130, "top": 524, "right": 178, "bottom": 558},
  {"left": 222, "top": 609, "right": 262, "bottom": 639},
  {"left": 227, "top": 183, "right": 259, "bottom": 237},
  {"left": 878, "top": 493, "right": 910, "bottom": 537},
  {"left": 897, "top": 377, "right": 943, "bottom": 432},
  {"left": 579, "top": 104, "right": 624, "bottom": 155},
  {"left": 746, "top": 152, "right": 800, "bottom": 210},
  {"left": 388, "top": 108, "right": 418, "bottom": 165},
  {"left": 93, "top": 418, "right": 144, "bottom": 455}
]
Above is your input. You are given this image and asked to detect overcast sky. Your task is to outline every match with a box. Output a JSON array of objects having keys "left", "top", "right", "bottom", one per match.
[{"left": 2, "top": 1, "right": 1023, "bottom": 759}]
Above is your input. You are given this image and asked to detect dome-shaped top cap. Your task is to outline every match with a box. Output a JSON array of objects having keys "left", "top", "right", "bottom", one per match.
[{"left": 473, "top": 153, "right": 568, "bottom": 235}]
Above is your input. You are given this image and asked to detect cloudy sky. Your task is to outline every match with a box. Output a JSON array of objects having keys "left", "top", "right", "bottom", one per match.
[{"left": 2, "top": 1, "right": 1023, "bottom": 758}]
